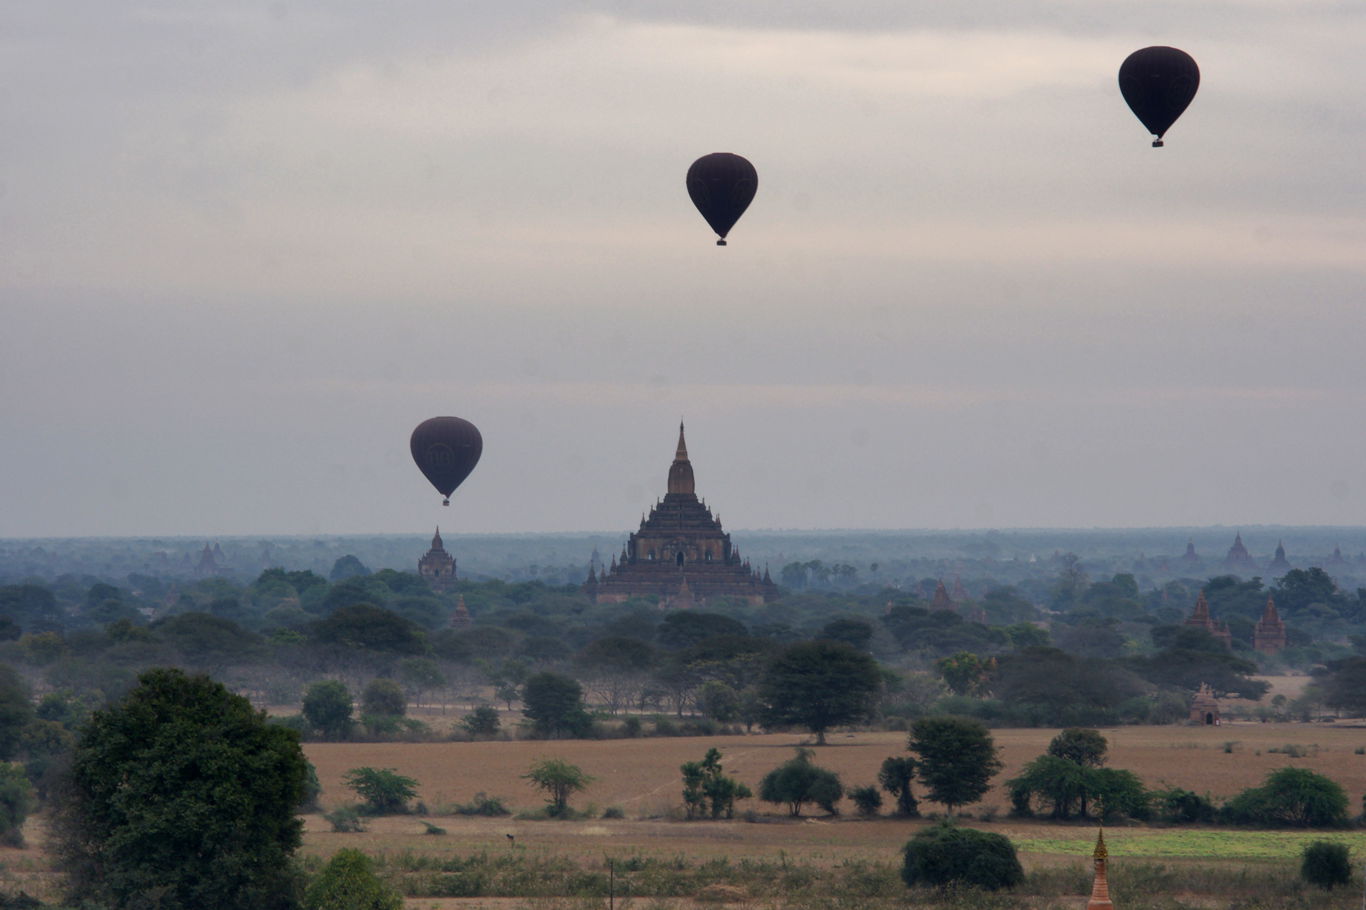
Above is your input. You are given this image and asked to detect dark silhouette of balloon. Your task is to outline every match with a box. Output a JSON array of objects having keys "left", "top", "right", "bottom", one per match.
[
  {"left": 686, "top": 153, "right": 757, "bottom": 246},
  {"left": 1119, "top": 46, "right": 1199, "bottom": 147},
  {"left": 410, "top": 417, "right": 482, "bottom": 506}
]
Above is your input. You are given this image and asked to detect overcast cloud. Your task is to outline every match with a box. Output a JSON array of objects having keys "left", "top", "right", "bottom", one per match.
[{"left": 3, "top": 2, "right": 1365, "bottom": 538}]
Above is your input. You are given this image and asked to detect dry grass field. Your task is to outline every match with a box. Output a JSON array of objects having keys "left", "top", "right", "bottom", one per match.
[{"left": 304, "top": 721, "right": 1366, "bottom": 823}]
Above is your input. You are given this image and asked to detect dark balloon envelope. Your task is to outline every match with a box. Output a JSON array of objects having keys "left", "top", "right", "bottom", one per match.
[
  {"left": 1119, "top": 46, "right": 1199, "bottom": 147},
  {"left": 410, "top": 417, "right": 482, "bottom": 506},
  {"left": 686, "top": 153, "right": 757, "bottom": 246}
]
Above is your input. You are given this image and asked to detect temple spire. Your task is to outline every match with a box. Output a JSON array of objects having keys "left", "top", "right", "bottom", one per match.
[{"left": 667, "top": 421, "right": 696, "bottom": 496}]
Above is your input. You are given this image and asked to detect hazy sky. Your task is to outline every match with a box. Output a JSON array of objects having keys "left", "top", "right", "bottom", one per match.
[{"left": 4, "top": 2, "right": 1365, "bottom": 538}]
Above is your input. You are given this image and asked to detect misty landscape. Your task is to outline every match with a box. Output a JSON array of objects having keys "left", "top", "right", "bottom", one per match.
[{"left": 6, "top": 2, "right": 1366, "bottom": 909}]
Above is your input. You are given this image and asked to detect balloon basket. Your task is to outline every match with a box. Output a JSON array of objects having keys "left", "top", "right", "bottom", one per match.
[
  {"left": 1152, "top": 139, "right": 1164, "bottom": 148},
  {"left": 716, "top": 239, "right": 726, "bottom": 246},
  {"left": 442, "top": 499, "right": 450, "bottom": 506}
]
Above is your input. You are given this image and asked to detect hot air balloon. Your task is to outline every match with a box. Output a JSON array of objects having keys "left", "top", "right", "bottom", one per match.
[
  {"left": 1119, "top": 46, "right": 1199, "bottom": 147},
  {"left": 686, "top": 153, "right": 757, "bottom": 246},
  {"left": 410, "top": 416, "right": 482, "bottom": 506}
]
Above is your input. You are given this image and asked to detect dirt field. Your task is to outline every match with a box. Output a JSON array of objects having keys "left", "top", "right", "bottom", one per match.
[{"left": 305, "top": 721, "right": 1366, "bottom": 821}]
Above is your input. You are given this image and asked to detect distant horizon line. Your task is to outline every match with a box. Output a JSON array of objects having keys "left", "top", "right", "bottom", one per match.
[{"left": 6, "top": 523, "right": 1366, "bottom": 543}]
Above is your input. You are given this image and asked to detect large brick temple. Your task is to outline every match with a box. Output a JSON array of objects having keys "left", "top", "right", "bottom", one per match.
[{"left": 584, "top": 424, "right": 778, "bottom": 607}]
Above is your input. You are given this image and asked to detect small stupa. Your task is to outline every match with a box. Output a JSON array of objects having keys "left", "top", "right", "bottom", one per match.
[{"left": 1086, "top": 829, "right": 1114, "bottom": 910}]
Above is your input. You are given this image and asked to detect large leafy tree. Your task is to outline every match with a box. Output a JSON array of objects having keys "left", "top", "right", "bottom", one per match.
[
  {"left": 521, "top": 672, "right": 592, "bottom": 738},
  {"left": 907, "top": 715, "right": 1003, "bottom": 816},
  {"left": 758, "top": 640, "right": 881, "bottom": 744},
  {"left": 1315, "top": 656, "right": 1366, "bottom": 715},
  {"left": 302, "top": 679, "right": 354, "bottom": 741},
  {"left": 55, "top": 668, "right": 308, "bottom": 909}
]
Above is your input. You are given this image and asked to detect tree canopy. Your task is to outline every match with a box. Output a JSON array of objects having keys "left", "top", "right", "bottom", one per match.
[
  {"left": 757, "top": 640, "right": 881, "bottom": 744},
  {"left": 56, "top": 667, "right": 308, "bottom": 909},
  {"left": 907, "top": 715, "right": 1002, "bottom": 815}
]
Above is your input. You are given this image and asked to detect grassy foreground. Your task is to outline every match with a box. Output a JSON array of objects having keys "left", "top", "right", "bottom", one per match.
[{"left": 303, "top": 848, "right": 1364, "bottom": 910}]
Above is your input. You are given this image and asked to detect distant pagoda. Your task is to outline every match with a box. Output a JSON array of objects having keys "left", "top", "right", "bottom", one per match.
[
  {"left": 1185, "top": 591, "right": 1232, "bottom": 648},
  {"left": 1253, "top": 595, "right": 1288, "bottom": 655},
  {"left": 585, "top": 423, "right": 778, "bottom": 607},
  {"left": 1268, "top": 540, "right": 1290, "bottom": 572},
  {"left": 418, "top": 527, "right": 457, "bottom": 591},
  {"left": 1224, "top": 532, "right": 1256, "bottom": 572}
]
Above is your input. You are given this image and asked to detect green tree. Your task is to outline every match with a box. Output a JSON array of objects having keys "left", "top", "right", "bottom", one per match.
[
  {"left": 758, "top": 748, "right": 843, "bottom": 817},
  {"left": 878, "top": 756, "right": 919, "bottom": 817},
  {"left": 901, "top": 821, "right": 1023, "bottom": 891},
  {"left": 522, "top": 757, "right": 593, "bottom": 817},
  {"left": 0, "top": 763, "right": 33, "bottom": 846},
  {"left": 1301, "top": 841, "right": 1352, "bottom": 890},
  {"left": 461, "top": 706, "right": 501, "bottom": 738},
  {"left": 310, "top": 605, "right": 425, "bottom": 655},
  {"left": 344, "top": 767, "right": 418, "bottom": 815},
  {"left": 1047, "top": 727, "right": 1108, "bottom": 767},
  {"left": 758, "top": 640, "right": 882, "bottom": 745},
  {"left": 1222, "top": 767, "right": 1349, "bottom": 828},
  {"left": 361, "top": 678, "right": 407, "bottom": 717},
  {"left": 521, "top": 672, "right": 591, "bottom": 738},
  {"left": 848, "top": 784, "right": 883, "bottom": 817},
  {"left": 698, "top": 680, "right": 741, "bottom": 723},
  {"left": 330, "top": 555, "right": 371, "bottom": 581},
  {"left": 303, "top": 848, "right": 402, "bottom": 910},
  {"left": 680, "top": 748, "right": 751, "bottom": 820},
  {"left": 907, "top": 716, "right": 1003, "bottom": 816},
  {"left": 396, "top": 657, "right": 445, "bottom": 708},
  {"left": 302, "top": 680, "right": 354, "bottom": 741},
  {"left": 1316, "top": 656, "right": 1366, "bottom": 715},
  {"left": 1008, "top": 754, "right": 1087, "bottom": 819},
  {"left": 55, "top": 668, "right": 307, "bottom": 910},
  {"left": 936, "top": 651, "right": 993, "bottom": 697}
]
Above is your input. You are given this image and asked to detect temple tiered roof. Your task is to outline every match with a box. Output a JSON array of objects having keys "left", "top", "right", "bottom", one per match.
[{"left": 585, "top": 424, "right": 778, "bottom": 607}]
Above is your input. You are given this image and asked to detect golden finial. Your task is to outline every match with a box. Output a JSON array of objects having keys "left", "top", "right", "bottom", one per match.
[{"left": 1093, "top": 828, "right": 1108, "bottom": 859}]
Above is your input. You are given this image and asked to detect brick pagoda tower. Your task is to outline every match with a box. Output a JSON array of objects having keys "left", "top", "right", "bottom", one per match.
[{"left": 1253, "top": 595, "right": 1288, "bottom": 655}]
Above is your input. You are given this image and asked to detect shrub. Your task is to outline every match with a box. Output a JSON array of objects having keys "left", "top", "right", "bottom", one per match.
[
  {"left": 1301, "top": 841, "right": 1352, "bottom": 889},
  {"left": 758, "top": 749, "right": 843, "bottom": 817},
  {"left": 345, "top": 767, "right": 419, "bottom": 815},
  {"left": 461, "top": 706, "right": 500, "bottom": 738},
  {"left": 901, "top": 821, "right": 1024, "bottom": 891},
  {"left": 602, "top": 806, "right": 625, "bottom": 819},
  {"left": 303, "top": 847, "right": 402, "bottom": 910},
  {"left": 449, "top": 792, "right": 510, "bottom": 817},
  {"left": 849, "top": 785, "right": 883, "bottom": 817},
  {"left": 1222, "top": 767, "right": 1348, "bottom": 828},
  {"left": 1154, "top": 787, "right": 1215, "bottom": 823},
  {"left": 421, "top": 821, "right": 447, "bottom": 836},
  {"left": 325, "top": 806, "right": 367, "bottom": 832}
]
